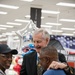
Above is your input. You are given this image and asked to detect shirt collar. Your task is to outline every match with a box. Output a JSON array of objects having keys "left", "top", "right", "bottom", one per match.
[{"left": 0, "top": 69, "right": 6, "bottom": 75}]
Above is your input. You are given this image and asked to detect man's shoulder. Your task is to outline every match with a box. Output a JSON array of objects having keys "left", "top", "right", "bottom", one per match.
[
  {"left": 23, "top": 50, "right": 37, "bottom": 57},
  {"left": 58, "top": 52, "right": 65, "bottom": 57}
]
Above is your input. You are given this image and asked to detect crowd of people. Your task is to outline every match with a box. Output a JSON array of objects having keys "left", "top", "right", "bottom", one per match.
[
  {"left": 0, "top": 28, "right": 75, "bottom": 75},
  {"left": 20, "top": 28, "right": 74, "bottom": 75}
]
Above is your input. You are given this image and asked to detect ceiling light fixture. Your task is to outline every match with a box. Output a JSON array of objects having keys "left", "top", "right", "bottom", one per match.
[
  {"left": 52, "top": 30, "right": 63, "bottom": 32},
  {"left": 0, "top": 27, "right": 6, "bottom": 30},
  {"left": 15, "top": 19, "right": 30, "bottom": 23},
  {"left": 56, "top": 2, "right": 75, "bottom": 7},
  {"left": 60, "top": 19, "right": 75, "bottom": 22},
  {"left": 0, "top": 11, "right": 7, "bottom": 14},
  {"left": 41, "top": 16, "right": 44, "bottom": 19},
  {"left": 41, "top": 25, "right": 52, "bottom": 28},
  {"left": 7, "top": 22, "right": 22, "bottom": 26},
  {"left": 0, "top": 4, "right": 19, "bottom": 9},
  {"left": 73, "top": 32, "right": 75, "bottom": 34},
  {"left": 5, "top": 32, "right": 13, "bottom": 35},
  {"left": 0, "top": 25, "right": 13, "bottom": 28},
  {"left": 25, "top": 15, "right": 30, "bottom": 18},
  {"left": 14, "top": 36, "right": 19, "bottom": 39},
  {"left": 46, "top": 22, "right": 62, "bottom": 26},
  {"left": 42, "top": 10, "right": 60, "bottom": 14},
  {"left": 25, "top": 15, "right": 44, "bottom": 19},
  {"left": 20, "top": 0, "right": 34, "bottom": 2},
  {"left": 61, "top": 28, "right": 75, "bottom": 30},
  {"left": 0, "top": 38, "right": 7, "bottom": 41},
  {"left": 62, "top": 33, "right": 74, "bottom": 36}
]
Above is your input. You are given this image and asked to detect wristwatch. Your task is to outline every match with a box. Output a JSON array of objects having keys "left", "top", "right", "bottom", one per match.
[
  {"left": 64, "top": 66, "right": 74, "bottom": 74},
  {"left": 64, "top": 65, "right": 70, "bottom": 71}
]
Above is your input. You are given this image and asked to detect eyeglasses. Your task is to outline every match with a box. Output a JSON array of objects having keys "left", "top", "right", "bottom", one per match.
[{"left": 0, "top": 54, "right": 13, "bottom": 59}]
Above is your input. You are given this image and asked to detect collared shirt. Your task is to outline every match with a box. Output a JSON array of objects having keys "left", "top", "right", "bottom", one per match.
[
  {"left": 0, "top": 70, "right": 6, "bottom": 75},
  {"left": 37, "top": 53, "right": 40, "bottom": 64},
  {"left": 37, "top": 53, "right": 44, "bottom": 75}
]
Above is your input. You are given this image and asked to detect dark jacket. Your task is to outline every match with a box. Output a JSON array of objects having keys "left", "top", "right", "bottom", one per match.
[{"left": 20, "top": 50, "right": 68, "bottom": 75}]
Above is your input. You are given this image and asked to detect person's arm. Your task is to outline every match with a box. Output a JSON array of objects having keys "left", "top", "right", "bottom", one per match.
[
  {"left": 64, "top": 65, "right": 74, "bottom": 75},
  {"left": 47, "top": 61, "right": 74, "bottom": 75},
  {"left": 47, "top": 61, "right": 67, "bottom": 70},
  {"left": 47, "top": 52, "right": 67, "bottom": 69},
  {"left": 47, "top": 52, "right": 75, "bottom": 75},
  {"left": 58, "top": 52, "right": 67, "bottom": 63},
  {"left": 58, "top": 53, "right": 74, "bottom": 75}
]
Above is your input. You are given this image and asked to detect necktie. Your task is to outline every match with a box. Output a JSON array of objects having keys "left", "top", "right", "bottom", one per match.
[{"left": 37, "top": 57, "right": 43, "bottom": 75}]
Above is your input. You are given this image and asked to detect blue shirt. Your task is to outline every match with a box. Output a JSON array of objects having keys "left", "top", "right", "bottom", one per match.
[{"left": 43, "top": 69, "right": 66, "bottom": 75}]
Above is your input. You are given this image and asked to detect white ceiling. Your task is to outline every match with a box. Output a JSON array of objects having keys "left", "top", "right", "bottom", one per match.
[{"left": 0, "top": 0, "right": 75, "bottom": 37}]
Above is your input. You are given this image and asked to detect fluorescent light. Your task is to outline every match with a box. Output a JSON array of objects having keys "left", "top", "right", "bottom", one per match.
[
  {"left": 14, "top": 36, "right": 19, "bottom": 39},
  {"left": 60, "top": 19, "right": 75, "bottom": 22},
  {"left": 41, "top": 25, "right": 52, "bottom": 28},
  {"left": 0, "top": 38, "right": 7, "bottom": 41},
  {"left": 62, "top": 33, "right": 74, "bottom": 36},
  {"left": 1, "top": 33, "right": 6, "bottom": 37},
  {"left": 41, "top": 16, "right": 44, "bottom": 19},
  {"left": 46, "top": 22, "right": 62, "bottom": 26},
  {"left": 73, "top": 32, "right": 75, "bottom": 34},
  {"left": 0, "top": 4, "right": 19, "bottom": 9},
  {"left": 0, "top": 27, "right": 6, "bottom": 30},
  {"left": 0, "top": 35, "right": 2, "bottom": 37},
  {"left": 15, "top": 19, "right": 30, "bottom": 23},
  {"left": 11, "top": 31, "right": 16, "bottom": 35},
  {"left": 7, "top": 22, "right": 22, "bottom": 26},
  {"left": 5, "top": 32, "right": 13, "bottom": 35},
  {"left": 25, "top": 15, "right": 30, "bottom": 18},
  {"left": 52, "top": 30, "right": 63, "bottom": 32},
  {"left": 25, "top": 15, "right": 44, "bottom": 19},
  {"left": 13, "top": 40, "right": 20, "bottom": 42},
  {"left": 56, "top": 2, "right": 75, "bottom": 7},
  {"left": 0, "top": 11, "right": 7, "bottom": 14},
  {"left": 61, "top": 28, "right": 75, "bottom": 30},
  {"left": 20, "top": 0, "right": 34, "bottom": 2},
  {"left": 0, "top": 25, "right": 13, "bottom": 28},
  {"left": 42, "top": 10, "right": 60, "bottom": 14}
]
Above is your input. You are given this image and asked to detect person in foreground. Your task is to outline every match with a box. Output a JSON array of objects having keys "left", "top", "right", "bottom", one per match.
[
  {"left": 0, "top": 44, "right": 18, "bottom": 75},
  {"left": 39, "top": 46, "right": 66, "bottom": 75},
  {"left": 20, "top": 28, "right": 74, "bottom": 75}
]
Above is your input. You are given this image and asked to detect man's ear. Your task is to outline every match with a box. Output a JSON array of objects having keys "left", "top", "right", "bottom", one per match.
[
  {"left": 45, "top": 57, "right": 50, "bottom": 64},
  {"left": 46, "top": 38, "right": 50, "bottom": 45}
]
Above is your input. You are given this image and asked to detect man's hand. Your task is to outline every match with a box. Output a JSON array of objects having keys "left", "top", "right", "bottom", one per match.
[{"left": 47, "top": 61, "right": 67, "bottom": 70}]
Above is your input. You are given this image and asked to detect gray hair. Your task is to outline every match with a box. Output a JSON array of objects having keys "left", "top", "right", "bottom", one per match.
[{"left": 33, "top": 28, "right": 50, "bottom": 40}]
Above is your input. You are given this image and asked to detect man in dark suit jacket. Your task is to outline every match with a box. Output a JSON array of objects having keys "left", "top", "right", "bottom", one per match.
[
  {"left": 20, "top": 51, "right": 67, "bottom": 75},
  {"left": 20, "top": 28, "right": 74, "bottom": 75}
]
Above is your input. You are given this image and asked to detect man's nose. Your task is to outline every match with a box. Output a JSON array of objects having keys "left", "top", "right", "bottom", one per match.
[
  {"left": 7, "top": 57, "right": 12, "bottom": 62},
  {"left": 34, "top": 42, "right": 38, "bottom": 46},
  {"left": 8, "top": 57, "right": 12, "bottom": 60}
]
